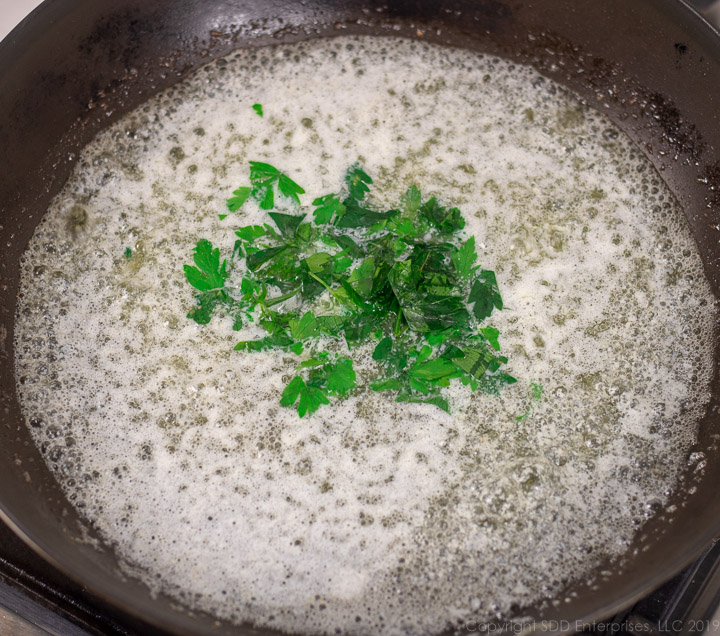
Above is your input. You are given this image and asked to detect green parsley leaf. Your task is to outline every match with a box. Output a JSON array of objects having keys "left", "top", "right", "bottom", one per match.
[
  {"left": 480, "top": 326, "right": 501, "bottom": 351},
  {"left": 278, "top": 174, "right": 306, "bottom": 206},
  {"left": 297, "top": 385, "right": 330, "bottom": 417},
  {"left": 252, "top": 103, "right": 263, "bottom": 117},
  {"left": 235, "top": 225, "right": 267, "bottom": 243},
  {"left": 345, "top": 164, "right": 373, "bottom": 200},
  {"left": 468, "top": 270, "right": 503, "bottom": 321},
  {"left": 184, "top": 239, "right": 227, "bottom": 291},
  {"left": 269, "top": 212, "right": 306, "bottom": 237},
  {"left": 226, "top": 186, "right": 251, "bottom": 213},
  {"left": 316, "top": 315, "right": 349, "bottom": 333},
  {"left": 335, "top": 199, "right": 399, "bottom": 229},
  {"left": 373, "top": 336, "right": 393, "bottom": 361},
  {"left": 234, "top": 331, "right": 294, "bottom": 351},
  {"left": 420, "top": 197, "right": 465, "bottom": 233},
  {"left": 303, "top": 252, "right": 332, "bottom": 274},
  {"left": 481, "top": 372, "right": 518, "bottom": 396},
  {"left": 334, "top": 256, "right": 353, "bottom": 273},
  {"left": 408, "top": 358, "right": 459, "bottom": 381},
  {"left": 290, "top": 312, "right": 319, "bottom": 340},
  {"left": 299, "top": 358, "right": 325, "bottom": 368},
  {"left": 403, "top": 185, "right": 422, "bottom": 216},
  {"left": 325, "top": 357, "right": 356, "bottom": 396},
  {"left": 187, "top": 291, "right": 219, "bottom": 324},
  {"left": 452, "top": 236, "right": 478, "bottom": 279},
  {"left": 280, "top": 376, "right": 305, "bottom": 407},
  {"left": 312, "top": 194, "right": 346, "bottom": 225},
  {"left": 124, "top": 247, "right": 132, "bottom": 259},
  {"left": 453, "top": 347, "right": 495, "bottom": 380},
  {"left": 246, "top": 245, "right": 291, "bottom": 271},
  {"left": 397, "top": 393, "right": 450, "bottom": 413},
  {"left": 280, "top": 376, "right": 330, "bottom": 417},
  {"left": 333, "top": 234, "right": 364, "bottom": 258},
  {"left": 249, "top": 161, "right": 305, "bottom": 209},
  {"left": 370, "top": 378, "right": 404, "bottom": 391},
  {"left": 347, "top": 257, "right": 375, "bottom": 297}
]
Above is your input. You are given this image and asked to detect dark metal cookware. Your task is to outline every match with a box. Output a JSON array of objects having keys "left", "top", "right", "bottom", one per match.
[{"left": 2, "top": 1, "right": 720, "bottom": 634}]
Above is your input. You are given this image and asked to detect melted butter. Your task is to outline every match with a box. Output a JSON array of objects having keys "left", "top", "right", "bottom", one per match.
[{"left": 14, "top": 36, "right": 717, "bottom": 635}]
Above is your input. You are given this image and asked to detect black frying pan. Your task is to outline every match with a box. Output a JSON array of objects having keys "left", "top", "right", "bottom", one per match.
[{"left": 2, "top": 1, "right": 720, "bottom": 634}]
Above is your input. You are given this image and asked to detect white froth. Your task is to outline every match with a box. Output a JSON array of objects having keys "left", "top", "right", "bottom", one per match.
[{"left": 14, "top": 36, "right": 717, "bottom": 635}]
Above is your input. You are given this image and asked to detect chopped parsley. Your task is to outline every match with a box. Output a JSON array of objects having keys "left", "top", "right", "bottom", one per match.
[
  {"left": 248, "top": 161, "right": 305, "bottom": 210},
  {"left": 252, "top": 103, "right": 263, "bottom": 117},
  {"left": 183, "top": 161, "right": 517, "bottom": 417},
  {"left": 281, "top": 354, "right": 356, "bottom": 417},
  {"left": 516, "top": 381, "right": 543, "bottom": 421},
  {"left": 124, "top": 247, "right": 133, "bottom": 259}
]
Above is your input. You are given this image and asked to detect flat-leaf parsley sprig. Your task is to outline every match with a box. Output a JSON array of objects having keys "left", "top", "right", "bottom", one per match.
[{"left": 183, "top": 161, "right": 516, "bottom": 417}]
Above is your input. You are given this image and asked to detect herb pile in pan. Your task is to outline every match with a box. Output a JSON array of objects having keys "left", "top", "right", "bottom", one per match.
[{"left": 183, "top": 162, "right": 516, "bottom": 417}]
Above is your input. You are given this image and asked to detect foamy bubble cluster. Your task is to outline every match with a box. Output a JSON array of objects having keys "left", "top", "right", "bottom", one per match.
[{"left": 14, "top": 36, "right": 716, "bottom": 635}]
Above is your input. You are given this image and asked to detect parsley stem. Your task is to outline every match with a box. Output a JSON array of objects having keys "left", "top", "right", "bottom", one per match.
[
  {"left": 393, "top": 308, "right": 405, "bottom": 337},
  {"left": 255, "top": 285, "right": 271, "bottom": 318},
  {"left": 265, "top": 288, "right": 300, "bottom": 308},
  {"left": 308, "top": 271, "right": 352, "bottom": 308}
]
